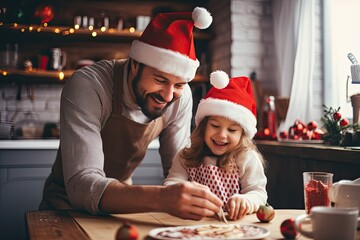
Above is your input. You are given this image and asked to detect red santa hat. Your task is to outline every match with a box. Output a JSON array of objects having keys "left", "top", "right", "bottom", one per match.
[
  {"left": 129, "top": 7, "right": 212, "bottom": 82},
  {"left": 195, "top": 70, "right": 258, "bottom": 139}
]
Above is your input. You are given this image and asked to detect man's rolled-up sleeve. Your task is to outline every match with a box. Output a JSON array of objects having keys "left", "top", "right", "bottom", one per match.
[{"left": 60, "top": 69, "right": 114, "bottom": 215}]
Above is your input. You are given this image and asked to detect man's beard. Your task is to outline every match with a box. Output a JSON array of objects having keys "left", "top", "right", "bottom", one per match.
[{"left": 132, "top": 65, "right": 175, "bottom": 120}]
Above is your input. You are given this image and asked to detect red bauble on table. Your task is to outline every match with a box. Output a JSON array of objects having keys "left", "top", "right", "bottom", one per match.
[
  {"left": 280, "top": 218, "right": 298, "bottom": 239},
  {"left": 256, "top": 203, "right": 275, "bottom": 222},
  {"left": 115, "top": 222, "right": 139, "bottom": 240}
]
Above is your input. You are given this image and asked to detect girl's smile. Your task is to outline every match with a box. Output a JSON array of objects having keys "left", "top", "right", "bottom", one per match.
[{"left": 204, "top": 116, "right": 243, "bottom": 156}]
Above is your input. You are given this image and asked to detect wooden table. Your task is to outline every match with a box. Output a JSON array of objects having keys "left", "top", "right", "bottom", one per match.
[{"left": 26, "top": 209, "right": 360, "bottom": 240}]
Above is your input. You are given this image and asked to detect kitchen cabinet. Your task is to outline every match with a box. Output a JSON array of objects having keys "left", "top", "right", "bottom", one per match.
[
  {"left": 0, "top": 148, "right": 57, "bottom": 240},
  {"left": 0, "top": 139, "right": 162, "bottom": 240}
]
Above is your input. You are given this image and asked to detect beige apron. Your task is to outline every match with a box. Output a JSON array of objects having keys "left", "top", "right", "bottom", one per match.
[{"left": 40, "top": 60, "right": 164, "bottom": 210}]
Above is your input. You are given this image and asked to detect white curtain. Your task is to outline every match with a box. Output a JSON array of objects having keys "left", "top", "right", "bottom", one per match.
[
  {"left": 272, "top": 0, "right": 300, "bottom": 97},
  {"left": 272, "top": 0, "right": 315, "bottom": 131}
]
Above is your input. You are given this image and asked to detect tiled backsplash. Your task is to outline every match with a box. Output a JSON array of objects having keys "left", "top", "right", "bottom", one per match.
[
  {"left": 0, "top": 84, "right": 62, "bottom": 139},
  {"left": 1, "top": 84, "right": 62, "bottom": 122}
]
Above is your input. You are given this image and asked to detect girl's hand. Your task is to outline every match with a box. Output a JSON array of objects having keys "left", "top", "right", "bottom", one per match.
[{"left": 225, "top": 195, "right": 250, "bottom": 220}]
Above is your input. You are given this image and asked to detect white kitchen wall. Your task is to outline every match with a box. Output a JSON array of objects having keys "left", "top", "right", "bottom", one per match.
[
  {"left": 231, "top": 0, "right": 277, "bottom": 93},
  {"left": 209, "top": 0, "right": 277, "bottom": 94},
  {"left": 208, "top": 0, "right": 232, "bottom": 74}
]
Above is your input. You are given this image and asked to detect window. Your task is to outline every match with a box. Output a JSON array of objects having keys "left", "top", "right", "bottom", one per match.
[{"left": 324, "top": 0, "right": 360, "bottom": 121}]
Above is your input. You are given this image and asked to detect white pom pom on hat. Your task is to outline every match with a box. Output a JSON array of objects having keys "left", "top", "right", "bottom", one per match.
[
  {"left": 210, "top": 70, "right": 229, "bottom": 89},
  {"left": 192, "top": 7, "right": 213, "bottom": 29}
]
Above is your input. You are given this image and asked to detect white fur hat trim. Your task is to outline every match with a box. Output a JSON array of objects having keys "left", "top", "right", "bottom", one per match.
[
  {"left": 195, "top": 98, "right": 257, "bottom": 139},
  {"left": 129, "top": 40, "right": 200, "bottom": 81}
]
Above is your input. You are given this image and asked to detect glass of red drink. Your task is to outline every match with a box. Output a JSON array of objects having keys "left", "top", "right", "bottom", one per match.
[{"left": 303, "top": 172, "right": 333, "bottom": 214}]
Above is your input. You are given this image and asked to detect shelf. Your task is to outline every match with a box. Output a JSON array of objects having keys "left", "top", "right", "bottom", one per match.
[
  {"left": 0, "top": 22, "right": 211, "bottom": 84},
  {"left": 0, "top": 24, "right": 211, "bottom": 43},
  {"left": 0, "top": 24, "right": 142, "bottom": 43},
  {"left": 0, "top": 69, "right": 208, "bottom": 84},
  {"left": 0, "top": 69, "right": 71, "bottom": 84}
]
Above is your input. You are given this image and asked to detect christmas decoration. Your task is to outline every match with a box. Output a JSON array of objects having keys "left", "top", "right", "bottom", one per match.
[
  {"left": 129, "top": 7, "right": 212, "bottom": 82},
  {"left": 279, "top": 131, "right": 288, "bottom": 139},
  {"left": 278, "top": 119, "right": 324, "bottom": 141},
  {"left": 34, "top": 5, "right": 54, "bottom": 24},
  {"left": 256, "top": 203, "right": 275, "bottom": 222},
  {"left": 307, "top": 121, "right": 318, "bottom": 131},
  {"left": 115, "top": 222, "right": 139, "bottom": 240},
  {"left": 280, "top": 218, "right": 298, "bottom": 239},
  {"left": 321, "top": 105, "right": 360, "bottom": 146}
]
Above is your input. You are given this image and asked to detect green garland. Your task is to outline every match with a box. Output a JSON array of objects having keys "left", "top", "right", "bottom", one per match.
[{"left": 321, "top": 105, "right": 360, "bottom": 146}]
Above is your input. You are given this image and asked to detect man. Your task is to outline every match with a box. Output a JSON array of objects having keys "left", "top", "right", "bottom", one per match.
[{"left": 40, "top": 7, "right": 222, "bottom": 220}]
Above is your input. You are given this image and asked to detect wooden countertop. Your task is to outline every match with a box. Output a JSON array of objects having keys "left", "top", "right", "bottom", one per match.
[
  {"left": 25, "top": 209, "right": 323, "bottom": 240},
  {"left": 256, "top": 140, "right": 360, "bottom": 164}
]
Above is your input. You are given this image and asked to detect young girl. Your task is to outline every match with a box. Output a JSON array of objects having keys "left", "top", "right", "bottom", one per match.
[{"left": 164, "top": 70, "right": 267, "bottom": 221}]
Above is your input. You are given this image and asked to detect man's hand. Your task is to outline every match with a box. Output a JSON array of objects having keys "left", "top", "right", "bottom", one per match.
[{"left": 162, "top": 181, "right": 223, "bottom": 220}]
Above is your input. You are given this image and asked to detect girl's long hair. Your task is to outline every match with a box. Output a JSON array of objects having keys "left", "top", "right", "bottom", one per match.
[{"left": 181, "top": 116, "right": 265, "bottom": 171}]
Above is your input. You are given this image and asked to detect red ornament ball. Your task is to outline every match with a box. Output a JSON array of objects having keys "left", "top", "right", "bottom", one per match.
[
  {"left": 280, "top": 218, "right": 298, "bottom": 239},
  {"left": 279, "top": 131, "right": 288, "bottom": 139},
  {"left": 333, "top": 112, "right": 342, "bottom": 121},
  {"left": 115, "top": 222, "right": 139, "bottom": 240},
  {"left": 34, "top": 5, "right": 54, "bottom": 24},
  {"left": 293, "top": 123, "right": 304, "bottom": 135},
  {"left": 307, "top": 120, "right": 318, "bottom": 131},
  {"left": 340, "top": 118, "right": 349, "bottom": 126},
  {"left": 256, "top": 203, "right": 275, "bottom": 222}
]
